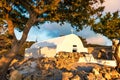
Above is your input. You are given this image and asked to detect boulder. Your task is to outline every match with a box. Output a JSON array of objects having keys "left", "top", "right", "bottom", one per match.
[
  {"left": 62, "top": 72, "right": 73, "bottom": 80},
  {"left": 9, "top": 70, "right": 22, "bottom": 80},
  {"left": 87, "top": 73, "right": 95, "bottom": 80},
  {"left": 92, "top": 67, "right": 100, "bottom": 76},
  {"left": 71, "top": 75, "right": 80, "bottom": 80},
  {"left": 110, "top": 69, "right": 120, "bottom": 78},
  {"left": 96, "top": 74, "right": 105, "bottom": 80},
  {"left": 104, "top": 73, "right": 111, "bottom": 80}
]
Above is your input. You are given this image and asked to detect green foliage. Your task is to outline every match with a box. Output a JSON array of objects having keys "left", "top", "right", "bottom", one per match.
[
  {"left": 46, "top": 0, "right": 105, "bottom": 30},
  {"left": 0, "top": 0, "right": 105, "bottom": 32},
  {"left": 1, "top": 0, "right": 119, "bottom": 41},
  {"left": 93, "top": 11, "right": 120, "bottom": 39}
]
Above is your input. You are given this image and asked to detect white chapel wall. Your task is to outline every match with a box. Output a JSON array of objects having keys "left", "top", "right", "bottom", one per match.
[{"left": 56, "top": 34, "right": 88, "bottom": 53}]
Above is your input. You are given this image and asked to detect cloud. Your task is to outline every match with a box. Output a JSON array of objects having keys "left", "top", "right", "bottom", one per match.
[
  {"left": 41, "top": 22, "right": 72, "bottom": 37},
  {"left": 86, "top": 34, "right": 112, "bottom": 45},
  {"left": 76, "top": 27, "right": 112, "bottom": 46},
  {"left": 15, "top": 22, "right": 112, "bottom": 46},
  {"left": 26, "top": 26, "right": 53, "bottom": 41},
  {"left": 86, "top": 34, "right": 105, "bottom": 45},
  {"left": 76, "top": 27, "right": 96, "bottom": 38},
  {"left": 24, "top": 22, "right": 72, "bottom": 41}
]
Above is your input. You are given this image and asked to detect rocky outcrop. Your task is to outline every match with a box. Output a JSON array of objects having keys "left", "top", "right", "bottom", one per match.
[
  {"left": 9, "top": 70, "right": 22, "bottom": 80},
  {"left": 8, "top": 52, "right": 120, "bottom": 80}
]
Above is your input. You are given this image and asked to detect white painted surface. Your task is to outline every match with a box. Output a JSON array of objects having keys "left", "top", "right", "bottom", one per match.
[
  {"left": 78, "top": 54, "right": 117, "bottom": 67},
  {"left": 25, "top": 34, "right": 88, "bottom": 58},
  {"left": 56, "top": 34, "right": 88, "bottom": 53}
]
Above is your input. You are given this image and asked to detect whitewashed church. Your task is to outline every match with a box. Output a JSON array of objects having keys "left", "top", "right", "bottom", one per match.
[{"left": 25, "top": 34, "right": 88, "bottom": 58}]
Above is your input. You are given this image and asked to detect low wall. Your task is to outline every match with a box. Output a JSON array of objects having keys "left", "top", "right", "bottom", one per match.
[{"left": 78, "top": 54, "right": 117, "bottom": 67}]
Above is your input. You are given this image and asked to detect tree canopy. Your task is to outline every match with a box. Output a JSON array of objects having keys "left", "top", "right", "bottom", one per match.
[
  {"left": 93, "top": 11, "right": 120, "bottom": 39},
  {"left": 0, "top": 0, "right": 105, "bottom": 34},
  {"left": 1, "top": 0, "right": 119, "bottom": 40}
]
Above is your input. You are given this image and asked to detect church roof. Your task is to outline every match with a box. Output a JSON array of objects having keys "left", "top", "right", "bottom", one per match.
[{"left": 30, "top": 34, "right": 79, "bottom": 48}]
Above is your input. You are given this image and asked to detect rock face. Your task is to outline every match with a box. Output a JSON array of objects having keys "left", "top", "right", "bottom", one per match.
[
  {"left": 112, "top": 39, "right": 120, "bottom": 71},
  {"left": 55, "top": 52, "right": 84, "bottom": 70},
  {"left": 9, "top": 70, "right": 22, "bottom": 80},
  {"left": 97, "top": 49, "right": 108, "bottom": 59},
  {"left": 62, "top": 72, "right": 73, "bottom": 80},
  {"left": 8, "top": 52, "right": 120, "bottom": 80},
  {"left": 71, "top": 75, "right": 80, "bottom": 80}
]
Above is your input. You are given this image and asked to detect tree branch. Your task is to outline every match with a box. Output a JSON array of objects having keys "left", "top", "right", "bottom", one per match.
[
  {"left": 35, "top": 18, "right": 44, "bottom": 23},
  {"left": 19, "top": 14, "right": 37, "bottom": 46},
  {"left": 18, "top": 0, "right": 33, "bottom": 14},
  {"left": 34, "top": 0, "right": 61, "bottom": 14}
]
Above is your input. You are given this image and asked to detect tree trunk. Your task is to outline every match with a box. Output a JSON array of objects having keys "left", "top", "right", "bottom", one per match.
[
  {"left": 0, "top": 41, "right": 20, "bottom": 80},
  {"left": 0, "top": 14, "right": 18, "bottom": 80},
  {"left": 0, "top": 14, "right": 37, "bottom": 79}
]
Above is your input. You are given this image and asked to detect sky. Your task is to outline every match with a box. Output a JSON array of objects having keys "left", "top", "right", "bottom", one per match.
[{"left": 15, "top": 0, "right": 120, "bottom": 46}]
